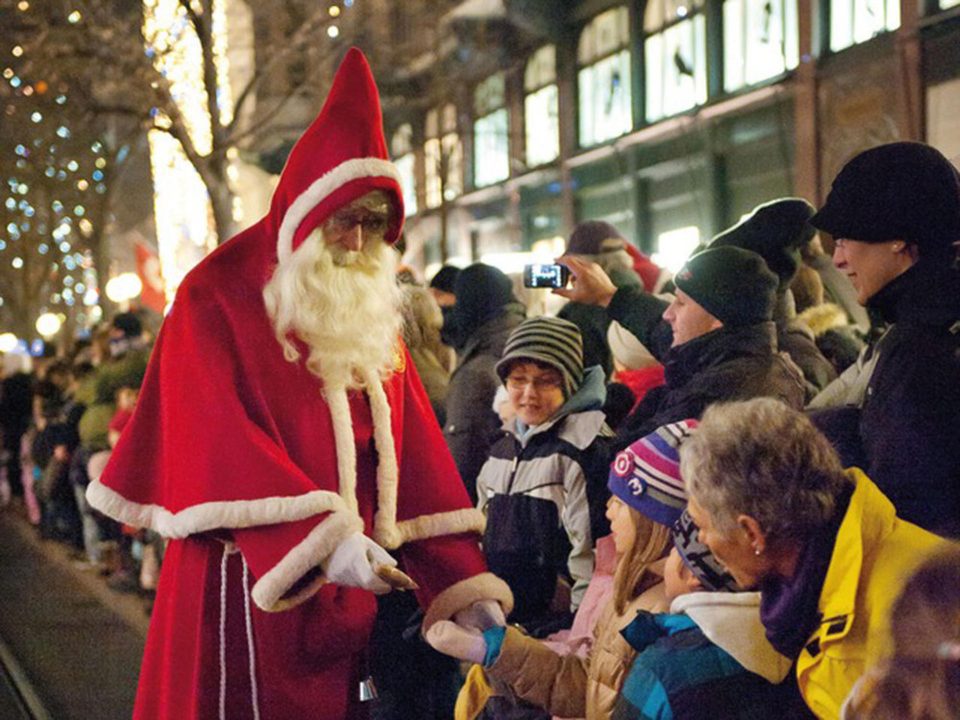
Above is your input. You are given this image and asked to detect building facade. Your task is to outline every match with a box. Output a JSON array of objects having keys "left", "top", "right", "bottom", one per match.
[{"left": 332, "top": 0, "right": 960, "bottom": 276}]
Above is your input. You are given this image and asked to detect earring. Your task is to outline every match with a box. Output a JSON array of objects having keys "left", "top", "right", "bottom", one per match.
[{"left": 753, "top": 547, "right": 761, "bottom": 556}]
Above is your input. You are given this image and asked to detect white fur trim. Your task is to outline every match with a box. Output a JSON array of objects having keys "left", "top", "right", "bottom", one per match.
[
  {"left": 362, "top": 370, "right": 486, "bottom": 550},
  {"left": 251, "top": 510, "right": 364, "bottom": 612},
  {"left": 365, "top": 370, "right": 403, "bottom": 548},
  {"left": 422, "top": 573, "right": 515, "bottom": 632},
  {"left": 277, "top": 157, "right": 402, "bottom": 264},
  {"left": 325, "top": 386, "right": 360, "bottom": 515},
  {"left": 85, "top": 480, "right": 351, "bottom": 539},
  {"left": 390, "top": 508, "right": 487, "bottom": 550}
]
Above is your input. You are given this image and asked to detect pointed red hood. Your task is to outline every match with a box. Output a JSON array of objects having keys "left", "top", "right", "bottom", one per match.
[{"left": 271, "top": 47, "right": 404, "bottom": 264}]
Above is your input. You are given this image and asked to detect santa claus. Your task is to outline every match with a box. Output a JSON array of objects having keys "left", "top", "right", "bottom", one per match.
[{"left": 87, "top": 48, "right": 512, "bottom": 720}]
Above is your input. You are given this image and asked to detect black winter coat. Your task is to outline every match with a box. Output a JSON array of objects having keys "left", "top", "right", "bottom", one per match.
[
  {"left": 443, "top": 306, "right": 525, "bottom": 502},
  {"left": 811, "top": 261, "right": 960, "bottom": 537},
  {"left": 604, "top": 286, "right": 805, "bottom": 446},
  {"left": 558, "top": 267, "right": 641, "bottom": 378},
  {"left": 617, "top": 323, "right": 806, "bottom": 445}
]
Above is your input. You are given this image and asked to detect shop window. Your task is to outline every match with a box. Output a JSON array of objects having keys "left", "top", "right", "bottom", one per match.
[
  {"left": 723, "top": 0, "right": 799, "bottom": 91},
  {"left": 390, "top": 124, "right": 417, "bottom": 216},
  {"left": 645, "top": 0, "right": 708, "bottom": 122},
  {"left": 578, "top": 7, "right": 633, "bottom": 147},
  {"left": 424, "top": 104, "right": 463, "bottom": 209},
  {"left": 473, "top": 74, "right": 510, "bottom": 187},
  {"left": 829, "top": 0, "right": 899, "bottom": 52},
  {"left": 941, "top": 0, "right": 960, "bottom": 8},
  {"left": 524, "top": 45, "right": 560, "bottom": 167}
]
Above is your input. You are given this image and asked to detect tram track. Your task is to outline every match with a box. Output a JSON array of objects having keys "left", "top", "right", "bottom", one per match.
[{"left": 0, "top": 632, "right": 51, "bottom": 720}]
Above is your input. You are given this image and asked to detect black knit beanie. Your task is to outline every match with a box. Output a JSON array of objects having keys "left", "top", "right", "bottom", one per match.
[
  {"left": 674, "top": 247, "right": 778, "bottom": 327},
  {"left": 711, "top": 198, "right": 816, "bottom": 289},
  {"left": 495, "top": 317, "right": 584, "bottom": 398},
  {"left": 811, "top": 142, "right": 960, "bottom": 259},
  {"left": 429, "top": 265, "right": 461, "bottom": 294},
  {"left": 566, "top": 220, "right": 626, "bottom": 255},
  {"left": 443, "top": 263, "right": 516, "bottom": 349}
]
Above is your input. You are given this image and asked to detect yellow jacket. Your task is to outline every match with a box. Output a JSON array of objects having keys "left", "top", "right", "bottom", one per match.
[{"left": 796, "top": 469, "right": 947, "bottom": 719}]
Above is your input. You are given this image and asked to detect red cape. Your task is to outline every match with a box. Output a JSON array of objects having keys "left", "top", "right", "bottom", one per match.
[{"left": 87, "top": 49, "right": 511, "bottom": 719}]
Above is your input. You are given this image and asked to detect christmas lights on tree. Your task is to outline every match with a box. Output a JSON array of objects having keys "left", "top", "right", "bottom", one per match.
[{"left": 0, "top": 5, "right": 105, "bottom": 343}]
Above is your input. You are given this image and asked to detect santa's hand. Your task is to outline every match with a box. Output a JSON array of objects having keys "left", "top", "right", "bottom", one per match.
[
  {"left": 321, "top": 532, "right": 396, "bottom": 594},
  {"left": 454, "top": 598, "right": 507, "bottom": 632},
  {"left": 425, "top": 621, "right": 488, "bottom": 664}
]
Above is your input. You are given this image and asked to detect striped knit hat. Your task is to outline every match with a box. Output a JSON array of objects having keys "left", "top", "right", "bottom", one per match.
[
  {"left": 672, "top": 509, "right": 739, "bottom": 592},
  {"left": 495, "top": 317, "right": 584, "bottom": 397},
  {"left": 607, "top": 420, "right": 697, "bottom": 527}
]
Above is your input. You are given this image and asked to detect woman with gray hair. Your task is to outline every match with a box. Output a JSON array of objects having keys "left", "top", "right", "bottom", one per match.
[{"left": 681, "top": 397, "right": 948, "bottom": 720}]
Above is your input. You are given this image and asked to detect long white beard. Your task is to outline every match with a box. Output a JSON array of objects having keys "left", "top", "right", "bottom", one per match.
[{"left": 263, "top": 229, "right": 405, "bottom": 390}]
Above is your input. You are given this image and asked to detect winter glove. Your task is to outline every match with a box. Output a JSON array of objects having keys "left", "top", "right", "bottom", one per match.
[
  {"left": 321, "top": 532, "right": 397, "bottom": 595},
  {"left": 425, "top": 621, "right": 507, "bottom": 666},
  {"left": 454, "top": 598, "right": 507, "bottom": 632}
]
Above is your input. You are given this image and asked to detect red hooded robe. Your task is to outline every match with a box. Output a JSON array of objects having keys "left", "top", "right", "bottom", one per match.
[{"left": 88, "top": 48, "right": 511, "bottom": 720}]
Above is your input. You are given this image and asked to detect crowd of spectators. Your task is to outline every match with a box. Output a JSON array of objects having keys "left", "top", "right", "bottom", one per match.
[
  {"left": 414, "top": 141, "right": 958, "bottom": 720},
  {"left": 1, "top": 140, "right": 957, "bottom": 720},
  {"left": 0, "top": 310, "right": 157, "bottom": 605}
]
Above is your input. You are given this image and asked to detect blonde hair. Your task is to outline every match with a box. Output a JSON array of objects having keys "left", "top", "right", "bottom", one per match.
[{"left": 612, "top": 506, "right": 671, "bottom": 615}]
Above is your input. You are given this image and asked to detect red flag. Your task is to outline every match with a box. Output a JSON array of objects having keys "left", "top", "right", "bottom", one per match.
[{"left": 135, "top": 242, "right": 167, "bottom": 314}]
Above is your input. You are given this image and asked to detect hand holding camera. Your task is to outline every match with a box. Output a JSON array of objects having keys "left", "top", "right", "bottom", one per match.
[{"left": 548, "top": 256, "right": 618, "bottom": 307}]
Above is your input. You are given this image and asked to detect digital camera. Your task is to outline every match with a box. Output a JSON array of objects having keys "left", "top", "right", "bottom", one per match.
[{"left": 523, "top": 263, "right": 570, "bottom": 289}]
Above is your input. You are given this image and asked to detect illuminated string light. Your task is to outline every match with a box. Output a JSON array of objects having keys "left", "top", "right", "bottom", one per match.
[{"left": 143, "top": 0, "right": 233, "bottom": 298}]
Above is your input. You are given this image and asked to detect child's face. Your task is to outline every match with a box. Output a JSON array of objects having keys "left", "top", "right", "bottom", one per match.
[
  {"left": 605, "top": 496, "right": 636, "bottom": 556},
  {"left": 663, "top": 546, "right": 700, "bottom": 603},
  {"left": 504, "top": 361, "right": 565, "bottom": 427}
]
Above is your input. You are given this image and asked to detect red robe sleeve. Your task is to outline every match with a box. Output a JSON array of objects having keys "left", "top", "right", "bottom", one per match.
[
  {"left": 383, "top": 347, "right": 513, "bottom": 628},
  {"left": 87, "top": 281, "right": 363, "bottom": 611}
]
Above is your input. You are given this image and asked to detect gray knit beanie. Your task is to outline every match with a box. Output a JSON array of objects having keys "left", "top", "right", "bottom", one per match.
[{"left": 495, "top": 317, "right": 584, "bottom": 397}]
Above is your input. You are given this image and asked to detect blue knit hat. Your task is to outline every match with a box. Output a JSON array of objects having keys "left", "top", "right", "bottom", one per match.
[{"left": 607, "top": 420, "right": 697, "bottom": 527}]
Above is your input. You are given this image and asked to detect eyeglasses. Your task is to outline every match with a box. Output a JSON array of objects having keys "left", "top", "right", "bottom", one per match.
[
  {"left": 324, "top": 210, "right": 391, "bottom": 236},
  {"left": 506, "top": 373, "right": 563, "bottom": 392}
]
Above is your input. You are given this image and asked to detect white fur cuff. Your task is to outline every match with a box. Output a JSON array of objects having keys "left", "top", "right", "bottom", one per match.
[{"left": 251, "top": 510, "right": 365, "bottom": 612}]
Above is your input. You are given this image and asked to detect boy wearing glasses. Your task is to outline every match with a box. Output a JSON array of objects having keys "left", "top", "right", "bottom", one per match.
[{"left": 477, "top": 317, "right": 613, "bottom": 633}]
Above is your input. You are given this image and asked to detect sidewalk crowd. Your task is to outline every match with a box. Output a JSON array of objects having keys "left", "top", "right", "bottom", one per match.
[{"left": 1, "top": 139, "right": 958, "bottom": 720}]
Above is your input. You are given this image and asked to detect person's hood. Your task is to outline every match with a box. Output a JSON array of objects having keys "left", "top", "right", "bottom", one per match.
[
  {"left": 558, "top": 365, "right": 606, "bottom": 415},
  {"left": 670, "top": 591, "right": 793, "bottom": 683}
]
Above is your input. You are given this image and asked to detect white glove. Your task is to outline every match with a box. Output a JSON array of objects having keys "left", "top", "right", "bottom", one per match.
[
  {"left": 454, "top": 598, "right": 506, "bottom": 632},
  {"left": 425, "top": 620, "right": 488, "bottom": 664},
  {"left": 321, "top": 532, "right": 396, "bottom": 594}
]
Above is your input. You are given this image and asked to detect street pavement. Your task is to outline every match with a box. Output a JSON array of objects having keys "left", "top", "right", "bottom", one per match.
[{"left": 0, "top": 507, "right": 146, "bottom": 719}]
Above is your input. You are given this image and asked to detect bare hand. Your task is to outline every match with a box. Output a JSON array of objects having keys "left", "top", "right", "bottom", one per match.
[{"left": 553, "top": 256, "right": 617, "bottom": 308}]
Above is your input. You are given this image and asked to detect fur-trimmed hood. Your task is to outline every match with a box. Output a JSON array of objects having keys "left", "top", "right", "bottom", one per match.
[{"left": 797, "top": 302, "right": 851, "bottom": 338}]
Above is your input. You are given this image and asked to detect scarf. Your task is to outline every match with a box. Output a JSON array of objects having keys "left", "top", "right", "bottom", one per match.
[{"left": 759, "top": 484, "right": 853, "bottom": 658}]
